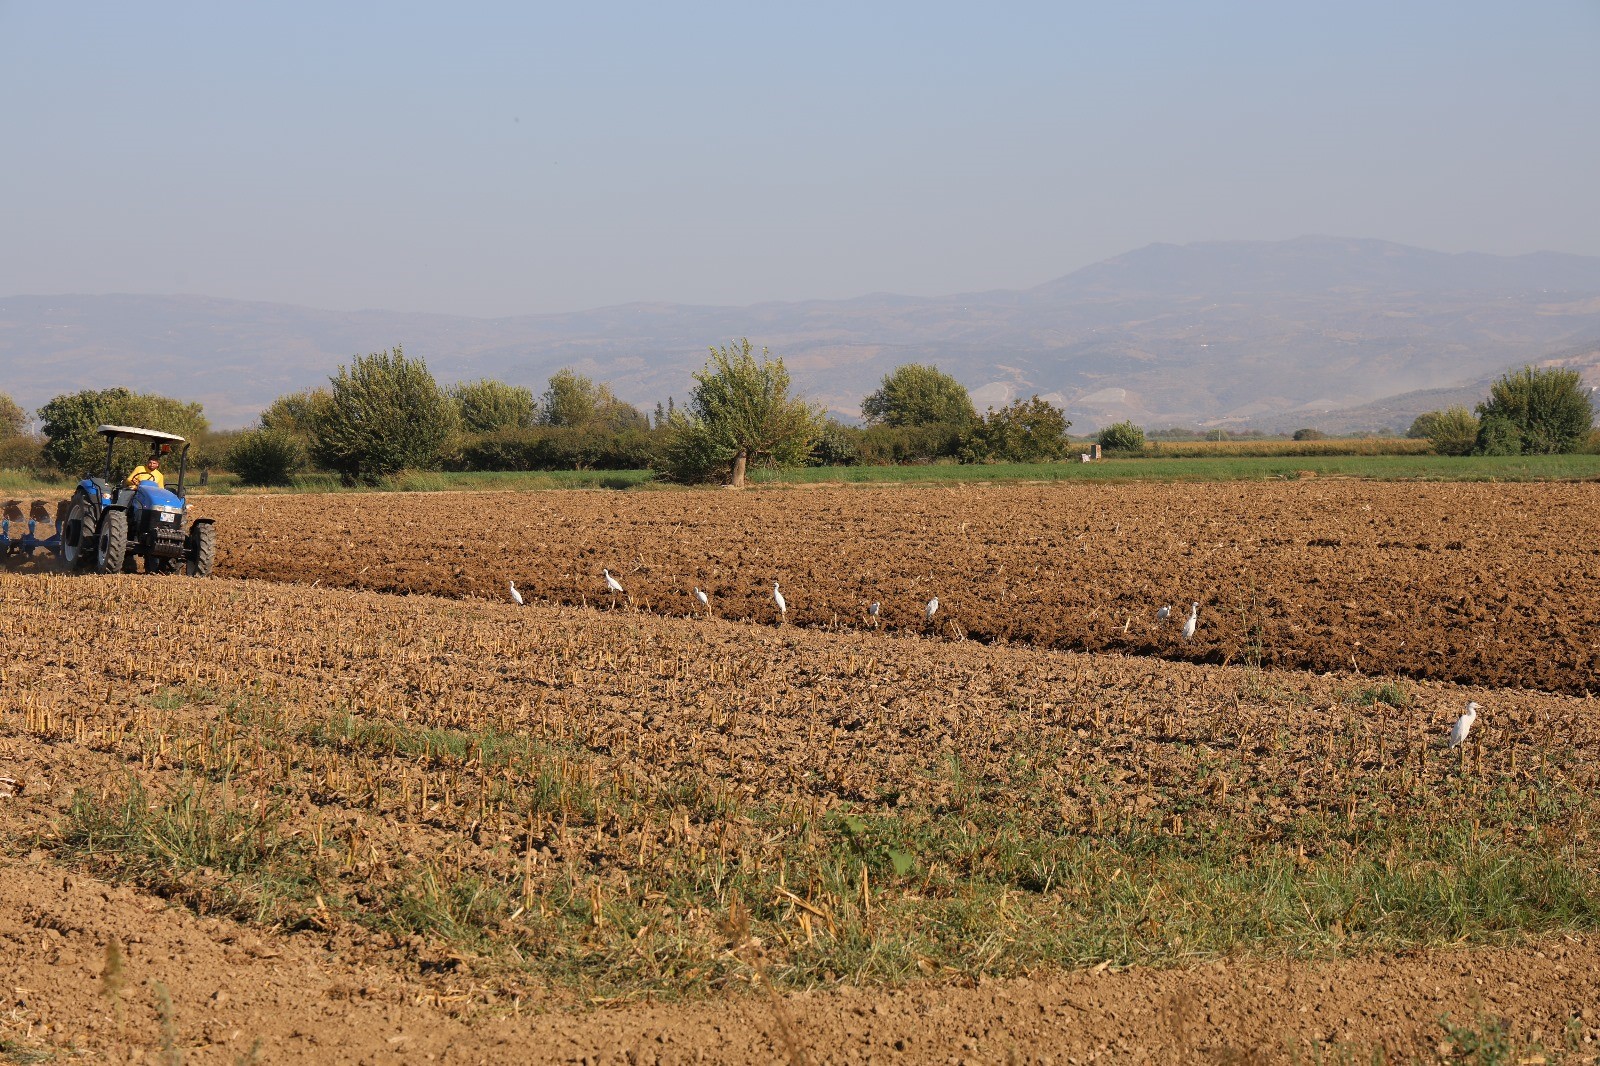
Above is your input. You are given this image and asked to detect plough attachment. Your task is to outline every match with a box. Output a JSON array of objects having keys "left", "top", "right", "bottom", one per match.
[{"left": 0, "top": 517, "right": 63, "bottom": 559}]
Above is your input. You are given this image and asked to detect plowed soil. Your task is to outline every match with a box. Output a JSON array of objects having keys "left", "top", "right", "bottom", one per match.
[
  {"left": 5, "top": 478, "right": 1600, "bottom": 1062},
  {"left": 182, "top": 481, "right": 1600, "bottom": 695},
  {"left": 3, "top": 569, "right": 1599, "bottom": 1062}
]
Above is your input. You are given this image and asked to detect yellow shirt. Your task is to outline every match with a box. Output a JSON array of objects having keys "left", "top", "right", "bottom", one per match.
[{"left": 126, "top": 465, "right": 165, "bottom": 490}]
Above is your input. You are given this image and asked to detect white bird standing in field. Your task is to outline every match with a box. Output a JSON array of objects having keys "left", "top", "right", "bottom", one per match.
[
  {"left": 508, "top": 580, "right": 523, "bottom": 606},
  {"left": 772, "top": 581, "right": 787, "bottom": 622},
  {"left": 694, "top": 586, "right": 710, "bottom": 613},
  {"left": 925, "top": 597, "right": 939, "bottom": 623},
  {"left": 1181, "top": 602, "right": 1199, "bottom": 641},
  {"left": 1157, "top": 604, "right": 1171, "bottom": 621},
  {"left": 1449, "top": 701, "right": 1480, "bottom": 748},
  {"left": 603, "top": 569, "right": 625, "bottom": 595}
]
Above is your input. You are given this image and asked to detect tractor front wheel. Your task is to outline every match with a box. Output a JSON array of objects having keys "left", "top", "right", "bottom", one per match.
[
  {"left": 186, "top": 522, "right": 216, "bottom": 578},
  {"left": 95, "top": 510, "right": 128, "bottom": 575}
]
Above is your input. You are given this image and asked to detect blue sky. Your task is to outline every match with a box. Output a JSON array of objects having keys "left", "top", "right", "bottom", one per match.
[{"left": 3, "top": 1, "right": 1596, "bottom": 317}]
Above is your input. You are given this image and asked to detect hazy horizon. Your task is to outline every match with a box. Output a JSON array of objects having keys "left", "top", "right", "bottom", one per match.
[{"left": 4, "top": 3, "right": 1598, "bottom": 319}]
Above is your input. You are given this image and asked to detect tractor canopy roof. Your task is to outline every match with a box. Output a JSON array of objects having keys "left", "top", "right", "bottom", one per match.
[{"left": 96, "top": 425, "right": 188, "bottom": 447}]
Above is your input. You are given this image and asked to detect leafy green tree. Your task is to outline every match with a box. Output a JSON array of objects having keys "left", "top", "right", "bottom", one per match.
[
  {"left": 959, "top": 396, "right": 1072, "bottom": 463},
  {"left": 1407, "top": 406, "right": 1479, "bottom": 456},
  {"left": 1474, "top": 414, "right": 1523, "bottom": 456},
  {"left": 1097, "top": 420, "right": 1145, "bottom": 452},
  {"left": 1291, "top": 428, "right": 1326, "bottom": 441},
  {"left": 807, "top": 420, "right": 862, "bottom": 467},
  {"left": 37, "top": 387, "right": 209, "bottom": 477},
  {"left": 1473, "top": 366, "right": 1594, "bottom": 454},
  {"left": 591, "top": 397, "right": 651, "bottom": 433},
  {"left": 260, "top": 388, "right": 333, "bottom": 441},
  {"left": 860, "top": 364, "right": 976, "bottom": 428},
  {"left": 536, "top": 369, "right": 648, "bottom": 432},
  {"left": 539, "top": 369, "right": 603, "bottom": 427},
  {"left": 661, "top": 339, "right": 823, "bottom": 486},
  {"left": 0, "top": 393, "right": 27, "bottom": 439},
  {"left": 450, "top": 379, "right": 538, "bottom": 433},
  {"left": 311, "top": 347, "right": 458, "bottom": 484},
  {"left": 225, "top": 427, "right": 306, "bottom": 486}
]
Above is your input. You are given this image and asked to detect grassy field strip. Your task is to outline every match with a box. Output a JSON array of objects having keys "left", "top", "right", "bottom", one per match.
[{"left": 5, "top": 451, "right": 1600, "bottom": 498}]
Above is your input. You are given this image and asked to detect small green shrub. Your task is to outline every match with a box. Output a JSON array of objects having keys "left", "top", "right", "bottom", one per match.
[
  {"left": 1098, "top": 420, "right": 1146, "bottom": 451},
  {"left": 225, "top": 428, "right": 306, "bottom": 486},
  {"left": 1409, "top": 406, "right": 1480, "bottom": 456}
]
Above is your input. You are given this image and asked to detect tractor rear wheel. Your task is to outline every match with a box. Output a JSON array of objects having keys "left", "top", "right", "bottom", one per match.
[
  {"left": 95, "top": 510, "right": 128, "bottom": 575},
  {"left": 186, "top": 522, "right": 216, "bottom": 578},
  {"left": 61, "top": 495, "right": 95, "bottom": 570}
]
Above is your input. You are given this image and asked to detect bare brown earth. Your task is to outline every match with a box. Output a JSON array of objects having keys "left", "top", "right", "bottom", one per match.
[
  {"left": 2, "top": 480, "right": 1599, "bottom": 1062},
  {"left": 191, "top": 481, "right": 1600, "bottom": 695},
  {"left": 2, "top": 854, "right": 1597, "bottom": 1064}
]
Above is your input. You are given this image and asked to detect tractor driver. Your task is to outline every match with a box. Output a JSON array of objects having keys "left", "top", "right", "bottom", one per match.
[{"left": 125, "top": 454, "right": 165, "bottom": 491}]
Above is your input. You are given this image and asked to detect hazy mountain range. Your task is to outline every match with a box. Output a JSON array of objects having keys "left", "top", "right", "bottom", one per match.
[{"left": 4, "top": 235, "right": 1599, "bottom": 432}]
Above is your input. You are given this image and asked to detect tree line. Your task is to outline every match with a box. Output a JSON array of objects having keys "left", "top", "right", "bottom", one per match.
[
  {"left": 0, "top": 345, "right": 1083, "bottom": 488},
  {"left": 4, "top": 355, "right": 1590, "bottom": 489}
]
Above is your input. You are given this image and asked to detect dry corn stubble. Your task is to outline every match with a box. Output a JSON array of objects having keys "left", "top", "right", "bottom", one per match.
[{"left": 2, "top": 566, "right": 1597, "bottom": 1007}]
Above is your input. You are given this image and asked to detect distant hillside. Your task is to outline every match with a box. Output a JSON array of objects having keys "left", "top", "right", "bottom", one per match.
[
  {"left": 1261, "top": 337, "right": 1600, "bottom": 436},
  {"left": 4, "top": 236, "right": 1600, "bottom": 430}
]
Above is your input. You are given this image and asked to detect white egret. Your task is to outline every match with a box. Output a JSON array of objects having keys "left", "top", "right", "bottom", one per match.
[
  {"left": 1181, "top": 602, "right": 1199, "bottom": 641},
  {"left": 772, "top": 581, "right": 787, "bottom": 621},
  {"left": 925, "top": 597, "right": 939, "bottom": 623},
  {"left": 694, "top": 586, "right": 710, "bottom": 611},
  {"left": 1157, "top": 605, "right": 1171, "bottom": 621},
  {"left": 603, "top": 569, "right": 625, "bottom": 595},
  {"left": 1448, "top": 701, "right": 1479, "bottom": 748},
  {"left": 508, "top": 581, "right": 523, "bottom": 606}
]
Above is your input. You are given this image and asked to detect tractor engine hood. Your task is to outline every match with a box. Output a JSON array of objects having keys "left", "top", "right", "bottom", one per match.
[{"left": 133, "top": 482, "right": 186, "bottom": 511}]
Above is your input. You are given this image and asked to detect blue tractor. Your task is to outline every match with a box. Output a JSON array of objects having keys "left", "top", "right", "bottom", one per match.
[{"left": 58, "top": 425, "right": 217, "bottom": 576}]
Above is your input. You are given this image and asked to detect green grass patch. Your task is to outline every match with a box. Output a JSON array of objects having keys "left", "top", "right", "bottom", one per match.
[
  {"left": 58, "top": 778, "right": 327, "bottom": 925},
  {"left": 163, "top": 451, "right": 1600, "bottom": 498},
  {"left": 0, "top": 470, "right": 69, "bottom": 494},
  {"left": 755, "top": 453, "right": 1600, "bottom": 485},
  {"left": 62, "top": 691, "right": 1600, "bottom": 1002}
]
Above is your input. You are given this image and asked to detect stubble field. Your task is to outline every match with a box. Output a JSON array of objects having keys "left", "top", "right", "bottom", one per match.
[{"left": 2, "top": 479, "right": 1598, "bottom": 1063}]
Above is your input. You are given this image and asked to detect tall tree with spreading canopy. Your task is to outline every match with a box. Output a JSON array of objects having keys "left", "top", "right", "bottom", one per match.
[
  {"left": 1473, "top": 366, "right": 1594, "bottom": 455},
  {"left": 662, "top": 339, "right": 823, "bottom": 486},
  {"left": 37, "top": 387, "right": 209, "bottom": 476},
  {"left": 860, "top": 364, "right": 976, "bottom": 428},
  {"left": 311, "top": 347, "right": 457, "bottom": 484}
]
